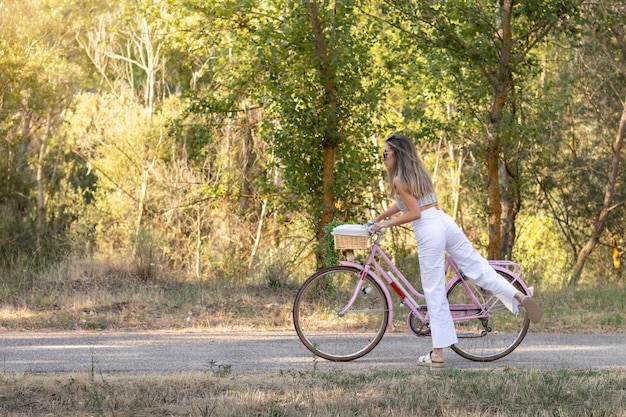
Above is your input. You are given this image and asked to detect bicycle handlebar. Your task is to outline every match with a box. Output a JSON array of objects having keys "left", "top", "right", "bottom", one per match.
[{"left": 365, "top": 221, "right": 385, "bottom": 236}]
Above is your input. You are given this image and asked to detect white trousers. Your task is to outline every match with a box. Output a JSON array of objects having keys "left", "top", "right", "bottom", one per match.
[{"left": 410, "top": 208, "right": 520, "bottom": 349}]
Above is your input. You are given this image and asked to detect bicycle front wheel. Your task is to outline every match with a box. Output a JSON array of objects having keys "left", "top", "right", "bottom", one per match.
[
  {"left": 448, "top": 270, "right": 529, "bottom": 361},
  {"left": 293, "top": 266, "right": 389, "bottom": 361}
]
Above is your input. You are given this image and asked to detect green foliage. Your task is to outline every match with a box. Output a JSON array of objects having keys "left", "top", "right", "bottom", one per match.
[
  {"left": 256, "top": 0, "right": 387, "bottom": 227},
  {"left": 0, "top": 0, "right": 90, "bottom": 267},
  {"left": 321, "top": 220, "right": 346, "bottom": 267},
  {"left": 515, "top": 214, "right": 571, "bottom": 289},
  {"left": 0, "top": 0, "right": 623, "bottom": 290}
]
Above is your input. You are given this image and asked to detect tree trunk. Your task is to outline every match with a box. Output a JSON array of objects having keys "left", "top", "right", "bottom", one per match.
[
  {"left": 444, "top": 138, "right": 464, "bottom": 223},
  {"left": 569, "top": 102, "right": 626, "bottom": 286},
  {"left": 249, "top": 198, "right": 268, "bottom": 270},
  {"left": 318, "top": 146, "right": 336, "bottom": 243},
  {"left": 486, "top": 142, "right": 502, "bottom": 259},
  {"left": 239, "top": 105, "right": 259, "bottom": 213},
  {"left": 487, "top": 0, "right": 514, "bottom": 260},
  {"left": 16, "top": 109, "right": 33, "bottom": 174},
  {"left": 307, "top": 1, "right": 340, "bottom": 265},
  {"left": 500, "top": 161, "right": 521, "bottom": 260},
  {"left": 36, "top": 114, "right": 52, "bottom": 251}
]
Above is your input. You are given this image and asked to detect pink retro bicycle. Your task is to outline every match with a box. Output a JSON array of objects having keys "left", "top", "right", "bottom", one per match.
[{"left": 293, "top": 224, "right": 533, "bottom": 362}]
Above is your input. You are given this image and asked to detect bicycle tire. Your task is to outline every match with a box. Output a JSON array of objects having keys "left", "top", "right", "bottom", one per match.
[
  {"left": 448, "top": 270, "right": 529, "bottom": 361},
  {"left": 293, "top": 266, "right": 389, "bottom": 362}
]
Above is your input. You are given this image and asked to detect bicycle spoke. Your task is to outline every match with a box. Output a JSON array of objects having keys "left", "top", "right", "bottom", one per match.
[
  {"left": 293, "top": 266, "right": 389, "bottom": 361},
  {"left": 447, "top": 271, "right": 529, "bottom": 361}
]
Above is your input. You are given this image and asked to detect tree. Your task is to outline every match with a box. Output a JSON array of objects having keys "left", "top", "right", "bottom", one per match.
[
  {"left": 155, "top": 0, "right": 278, "bottom": 275},
  {"left": 384, "top": 0, "right": 580, "bottom": 259},
  {"left": 254, "top": 0, "right": 386, "bottom": 265},
  {"left": 0, "top": 0, "right": 85, "bottom": 263},
  {"left": 527, "top": 0, "right": 626, "bottom": 286},
  {"left": 567, "top": 0, "right": 626, "bottom": 286}
]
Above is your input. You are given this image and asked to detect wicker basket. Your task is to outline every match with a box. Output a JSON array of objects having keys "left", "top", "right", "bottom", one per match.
[{"left": 332, "top": 225, "right": 370, "bottom": 250}]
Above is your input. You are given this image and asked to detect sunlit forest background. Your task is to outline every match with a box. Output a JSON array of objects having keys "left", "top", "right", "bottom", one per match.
[{"left": 1, "top": 0, "right": 625, "bottom": 295}]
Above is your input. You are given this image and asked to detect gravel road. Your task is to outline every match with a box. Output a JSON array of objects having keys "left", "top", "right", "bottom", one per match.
[{"left": 1, "top": 331, "right": 624, "bottom": 374}]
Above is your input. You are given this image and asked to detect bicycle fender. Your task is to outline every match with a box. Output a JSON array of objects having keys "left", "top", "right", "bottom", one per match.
[
  {"left": 339, "top": 260, "right": 395, "bottom": 326},
  {"left": 489, "top": 263, "right": 532, "bottom": 294}
]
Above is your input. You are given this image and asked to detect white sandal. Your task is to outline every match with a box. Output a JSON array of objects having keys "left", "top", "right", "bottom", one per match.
[{"left": 417, "top": 351, "right": 445, "bottom": 368}]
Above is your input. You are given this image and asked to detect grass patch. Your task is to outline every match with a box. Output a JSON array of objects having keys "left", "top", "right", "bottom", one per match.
[
  {"left": 536, "top": 284, "right": 626, "bottom": 333},
  {"left": 0, "top": 258, "right": 299, "bottom": 332},
  {"left": 0, "top": 257, "right": 624, "bottom": 415},
  {"left": 0, "top": 368, "right": 624, "bottom": 416},
  {"left": 0, "top": 255, "right": 624, "bottom": 333}
]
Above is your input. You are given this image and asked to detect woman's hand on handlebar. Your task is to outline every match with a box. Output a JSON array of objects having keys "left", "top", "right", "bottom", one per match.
[
  {"left": 365, "top": 220, "right": 386, "bottom": 234},
  {"left": 373, "top": 222, "right": 386, "bottom": 233}
]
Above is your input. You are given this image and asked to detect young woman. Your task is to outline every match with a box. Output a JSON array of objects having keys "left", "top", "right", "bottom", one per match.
[{"left": 372, "top": 133, "right": 542, "bottom": 367}]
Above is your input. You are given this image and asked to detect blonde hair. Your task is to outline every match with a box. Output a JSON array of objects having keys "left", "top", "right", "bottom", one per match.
[{"left": 385, "top": 134, "right": 435, "bottom": 198}]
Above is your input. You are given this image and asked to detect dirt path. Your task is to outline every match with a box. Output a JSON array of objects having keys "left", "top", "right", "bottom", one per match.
[{"left": 1, "top": 331, "right": 624, "bottom": 374}]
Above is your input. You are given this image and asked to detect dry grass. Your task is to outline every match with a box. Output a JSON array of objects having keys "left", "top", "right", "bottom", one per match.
[
  {"left": 0, "top": 368, "right": 625, "bottom": 416},
  {"left": 0, "top": 257, "right": 297, "bottom": 332},
  {"left": 0, "top": 271, "right": 626, "bottom": 333},
  {"left": 0, "top": 258, "right": 625, "bottom": 416},
  {"left": 0, "top": 255, "right": 624, "bottom": 334}
]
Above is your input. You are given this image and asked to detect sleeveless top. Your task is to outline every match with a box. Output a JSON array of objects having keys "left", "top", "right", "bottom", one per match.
[{"left": 396, "top": 191, "right": 438, "bottom": 213}]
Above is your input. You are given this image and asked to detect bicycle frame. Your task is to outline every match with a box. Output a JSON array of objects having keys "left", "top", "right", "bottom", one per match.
[{"left": 338, "top": 237, "right": 531, "bottom": 330}]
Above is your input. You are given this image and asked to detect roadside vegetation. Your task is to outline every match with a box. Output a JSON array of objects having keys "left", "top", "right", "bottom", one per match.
[
  {"left": 1, "top": 252, "right": 624, "bottom": 416},
  {"left": 0, "top": 253, "right": 624, "bottom": 334},
  {"left": 1, "top": 366, "right": 625, "bottom": 416}
]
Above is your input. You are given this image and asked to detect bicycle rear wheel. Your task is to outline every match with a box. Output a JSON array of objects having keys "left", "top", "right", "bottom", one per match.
[
  {"left": 293, "top": 266, "right": 389, "bottom": 361},
  {"left": 447, "top": 270, "right": 529, "bottom": 361}
]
